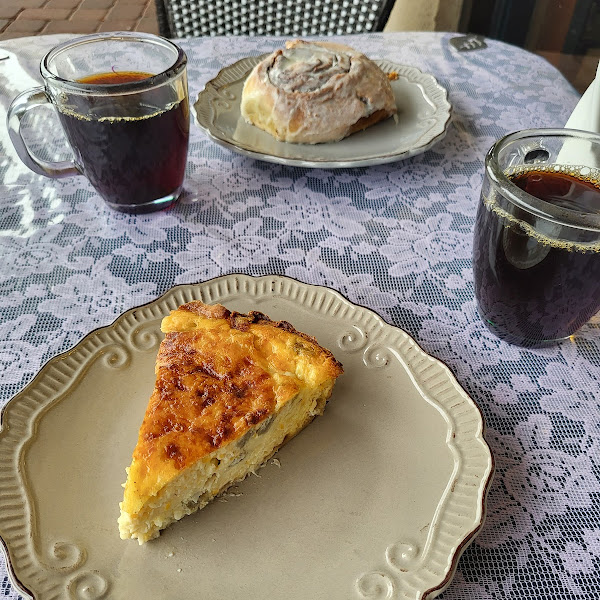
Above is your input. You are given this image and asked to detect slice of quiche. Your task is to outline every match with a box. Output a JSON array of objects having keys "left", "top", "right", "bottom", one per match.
[{"left": 118, "top": 300, "right": 343, "bottom": 544}]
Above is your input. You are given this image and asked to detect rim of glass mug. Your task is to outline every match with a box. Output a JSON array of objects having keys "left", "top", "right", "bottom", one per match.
[
  {"left": 485, "top": 128, "right": 600, "bottom": 233},
  {"left": 40, "top": 31, "right": 187, "bottom": 95}
]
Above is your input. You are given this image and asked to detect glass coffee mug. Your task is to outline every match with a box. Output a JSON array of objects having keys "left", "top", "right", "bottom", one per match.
[
  {"left": 473, "top": 128, "right": 600, "bottom": 347},
  {"left": 7, "top": 32, "right": 189, "bottom": 214}
]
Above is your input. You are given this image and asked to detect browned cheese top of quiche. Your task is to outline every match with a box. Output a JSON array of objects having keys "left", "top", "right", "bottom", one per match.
[{"left": 122, "top": 301, "right": 343, "bottom": 518}]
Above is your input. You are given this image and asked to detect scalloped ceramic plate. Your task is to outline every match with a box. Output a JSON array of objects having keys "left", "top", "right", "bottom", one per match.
[
  {"left": 193, "top": 57, "right": 452, "bottom": 167},
  {"left": 0, "top": 275, "right": 492, "bottom": 600}
]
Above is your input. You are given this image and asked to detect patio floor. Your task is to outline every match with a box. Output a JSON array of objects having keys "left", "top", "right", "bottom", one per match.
[{"left": 0, "top": 0, "right": 158, "bottom": 40}]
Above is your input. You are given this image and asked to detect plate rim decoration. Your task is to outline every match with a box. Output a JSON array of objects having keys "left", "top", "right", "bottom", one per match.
[
  {"left": 0, "top": 274, "right": 493, "bottom": 600},
  {"left": 193, "top": 56, "right": 452, "bottom": 168}
]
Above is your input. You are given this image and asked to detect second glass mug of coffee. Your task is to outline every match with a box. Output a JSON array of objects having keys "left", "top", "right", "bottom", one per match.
[
  {"left": 7, "top": 32, "right": 190, "bottom": 214},
  {"left": 473, "top": 128, "right": 600, "bottom": 347}
]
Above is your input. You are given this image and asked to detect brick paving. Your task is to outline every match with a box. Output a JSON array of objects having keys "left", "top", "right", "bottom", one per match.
[{"left": 0, "top": 0, "right": 159, "bottom": 41}]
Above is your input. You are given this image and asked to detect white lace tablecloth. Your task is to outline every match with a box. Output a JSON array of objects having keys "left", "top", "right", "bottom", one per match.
[{"left": 0, "top": 32, "right": 598, "bottom": 600}]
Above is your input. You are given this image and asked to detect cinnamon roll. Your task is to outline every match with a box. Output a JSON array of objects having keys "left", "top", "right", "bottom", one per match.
[{"left": 240, "top": 40, "right": 397, "bottom": 144}]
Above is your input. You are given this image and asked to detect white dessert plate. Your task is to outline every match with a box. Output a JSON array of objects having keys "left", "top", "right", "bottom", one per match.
[
  {"left": 194, "top": 57, "right": 452, "bottom": 167},
  {"left": 0, "top": 274, "right": 492, "bottom": 600}
]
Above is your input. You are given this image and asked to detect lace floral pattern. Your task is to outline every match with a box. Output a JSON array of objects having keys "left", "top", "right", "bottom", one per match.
[{"left": 0, "top": 31, "right": 597, "bottom": 600}]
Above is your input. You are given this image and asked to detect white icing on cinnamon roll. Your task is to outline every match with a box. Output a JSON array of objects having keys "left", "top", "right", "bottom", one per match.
[{"left": 240, "top": 40, "right": 397, "bottom": 144}]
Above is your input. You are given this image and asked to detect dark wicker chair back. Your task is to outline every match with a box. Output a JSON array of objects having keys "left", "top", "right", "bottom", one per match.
[{"left": 154, "top": 0, "right": 396, "bottom": 38}]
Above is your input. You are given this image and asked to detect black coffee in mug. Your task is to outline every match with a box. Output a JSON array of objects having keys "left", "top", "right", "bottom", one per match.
[
  {"left": 57, "top": 71, "right": 189, "bottom": 212},
  {"left": 473, "top": 130, "right": 600, "bottom": 347},
  {"left": 7, "top": 33, "right": 189, "bottom": 214}
]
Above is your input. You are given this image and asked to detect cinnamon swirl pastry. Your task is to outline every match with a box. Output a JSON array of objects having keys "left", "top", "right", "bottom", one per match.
[{"left": 240, "top": 40, "right": 397, "bottom": 144}]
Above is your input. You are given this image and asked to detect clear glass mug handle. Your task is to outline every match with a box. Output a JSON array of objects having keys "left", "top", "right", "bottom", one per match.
[{"left": 6, "top": 86, "right": 80, "bottom": 178}]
